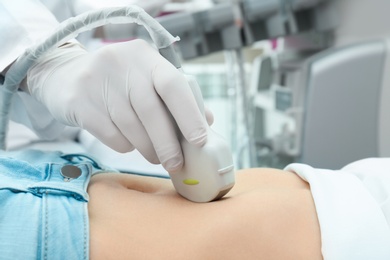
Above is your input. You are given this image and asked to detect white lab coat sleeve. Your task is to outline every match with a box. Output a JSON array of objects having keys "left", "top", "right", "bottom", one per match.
[
  {"left": 0, "top": 0, "right": 60, "bottom": 72},
  {"left": 0, "top": 0, "right": 69, "bottom": 139}
]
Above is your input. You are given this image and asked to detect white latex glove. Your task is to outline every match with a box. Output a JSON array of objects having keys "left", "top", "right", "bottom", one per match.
[{"left": 25, "top": 40, "right": 211, "bottom": 172}]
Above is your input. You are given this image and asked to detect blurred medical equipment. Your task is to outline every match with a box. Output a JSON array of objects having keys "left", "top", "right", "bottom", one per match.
[
  {"left": 287, "top": 39, "right": 390, "bottom": 169},
  {"left": 138, "top": 0, "right": 338, "bottom": 168},
  {"left": 0, "top": 6, "right": 234, "bottom": 202},
  {"left": 248, "top": 1, "right": 390, "bottom": 169},
  {"left": 235, "top": 0, "right": 390, "bottom": 169}
]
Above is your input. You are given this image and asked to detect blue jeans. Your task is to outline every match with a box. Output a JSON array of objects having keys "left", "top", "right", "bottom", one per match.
[{"left": 0, "top": 149, "right": 112, "bottom": 260}]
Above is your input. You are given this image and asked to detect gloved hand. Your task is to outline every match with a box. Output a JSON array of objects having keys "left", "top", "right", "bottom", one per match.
[{"left": 25, "top": 40, "right": 212, "bottom": 172}]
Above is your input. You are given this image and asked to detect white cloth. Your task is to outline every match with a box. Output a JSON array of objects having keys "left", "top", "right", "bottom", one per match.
[{"left": 285, "top": 158, "right": 390, "bottom": 259}]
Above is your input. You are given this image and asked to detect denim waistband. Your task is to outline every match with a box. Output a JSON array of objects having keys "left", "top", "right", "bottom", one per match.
[
  {"left": 0, "top": 149, "right": 109, "bottom": 259},
  {"left": 0, "top": 160, "right": 91, "bottom": 201}
]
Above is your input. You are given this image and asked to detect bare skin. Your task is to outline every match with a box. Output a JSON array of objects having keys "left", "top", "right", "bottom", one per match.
[{"left": 88, "top": 168, "right": 322, "bottom": 260}]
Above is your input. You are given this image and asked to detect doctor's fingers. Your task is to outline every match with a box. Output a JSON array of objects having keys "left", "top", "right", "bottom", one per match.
[
  {"left": 107, "top": 91, "right": 160, "bottom": 165},
  {"left": 130, "top": 77, "right": 184, "bottom": 172},
  {"left": 152, "top": 60, "right": 208, "bottom": 146},
  {"left": 78, "top": 108, "right": 135, "bottom": 153}
]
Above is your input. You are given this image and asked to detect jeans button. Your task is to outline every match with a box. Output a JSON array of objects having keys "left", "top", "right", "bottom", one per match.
[{"left": 60, "top": 165, "right": 82, "bottom": 182}]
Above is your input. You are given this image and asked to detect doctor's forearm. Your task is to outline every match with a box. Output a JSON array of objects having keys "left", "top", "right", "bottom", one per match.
[{"left": 0, "top": 0, "right": 60, "bottom": 72}]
